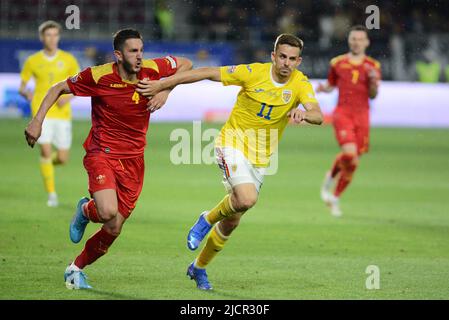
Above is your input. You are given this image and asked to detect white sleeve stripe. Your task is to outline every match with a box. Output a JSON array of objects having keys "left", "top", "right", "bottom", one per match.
[{"left": 166, "top": 56, "right": 177, "bottom": 69}]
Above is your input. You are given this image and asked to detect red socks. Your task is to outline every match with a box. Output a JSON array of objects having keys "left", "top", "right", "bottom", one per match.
[
  {"left": 74, "top": 228, "right": 117, "bottom": 269},
  {"left": 334, "top": 154, "right": 358, "bottom": 197},
  {"left": 83, "top": 199, "right": 102, "bottom": 223},
  {"left": 330, "top": 153, "right": 344, "bottom": 178}
]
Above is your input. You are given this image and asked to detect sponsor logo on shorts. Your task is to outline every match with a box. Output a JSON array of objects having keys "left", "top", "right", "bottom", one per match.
[{"left": 96, "top": 174, "right": 106, "bottom": 185}]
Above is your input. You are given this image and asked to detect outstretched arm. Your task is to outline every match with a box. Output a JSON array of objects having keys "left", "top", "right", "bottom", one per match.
[
  {"left": 316, "top": 81, "right": 335, "bottom": 93},
  {"left": 19, "top": 80, "right": 34, "bottom": 102},
  {"left": 24, "top": 80, "right": 72, "bottom": 147},
  {"left": 137, "top": 67, "right": 221, "bottom": 98},
  {"left": 145, "top": 57, "right": 193, "bottom": 112},
  {"left": 368, "top": 69, "right": 380, "bottom": 99}
]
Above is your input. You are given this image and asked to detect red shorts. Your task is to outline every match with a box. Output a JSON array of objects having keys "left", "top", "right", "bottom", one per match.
[
  {"left": 332, "top": 110, "right": 370, "bottom": 155},
  {"left": 83, "top": 153, "right": 145, "bottom": 219}
]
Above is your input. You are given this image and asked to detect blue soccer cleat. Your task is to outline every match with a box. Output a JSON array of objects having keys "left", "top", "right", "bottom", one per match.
[
  {"left": 186, "top": 262, "right": 213, "bottom": 290},
  {"left": 70, "top": 197, "right": 90, "bottom": 244},
  {"left": 187, "top": 211, "right": 212, "bottom": 251},
  {"left": 64, "top": 264, "right": 92, "bottom": 290}
]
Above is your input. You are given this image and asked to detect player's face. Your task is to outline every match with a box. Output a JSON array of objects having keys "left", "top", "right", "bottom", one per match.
[
  {"left": 348, "top": 31, "right": 369, "bottom": 55},
  {"left": 116, "top": 38, "right": 144, "bottom": 74},
  {"left": 40, "top": 28, "right": 60, "bottom": 51},
  {"left": 271, "top": 44, "right": 302, "bottom": 78}
]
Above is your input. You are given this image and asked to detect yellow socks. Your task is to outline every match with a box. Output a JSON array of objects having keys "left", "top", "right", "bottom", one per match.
[
  {"left": 40, "top": 157, "right": 55, "bottom": 193},
  {"left": 205, "top": 194, "right": 236, "bottom": 225},
  {"left": 195, "top": 224, "right": 228, "bottom": 269}
]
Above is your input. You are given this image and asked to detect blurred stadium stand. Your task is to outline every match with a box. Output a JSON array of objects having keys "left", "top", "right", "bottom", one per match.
[{"left": 0, "top": 0, "right": 448, "bottom": 81}]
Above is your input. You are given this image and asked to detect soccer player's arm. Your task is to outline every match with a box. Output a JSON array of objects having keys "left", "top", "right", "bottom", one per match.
[
  {"left": 137, "top": 66, "right": 222, "bottom": 99},
  {"left": 144, "top": 55, "right": 193, "bottom": 111},
  {"left": 289, "top": 79, "right": 323, "bottom": 125},
  {"left": 25, "top": 68, "right": 95, "bottom": 147},
  {"left": 19, "top": 57, "right": 34, "bottom": 102},
  {"left": 368, "top": 62, "right": 381, "bottom": 99},
  {"left": 316, "top": 62, "right": 337, "bottom": 93},
  {"left": 24, "top": 80, "right": 72, "bottom": 147},
  {"left": 56, "top": 55, "right": 80, "bottom": 107},
  {"left": 137, "top": 64, "right": 252, "bottom": 99}
]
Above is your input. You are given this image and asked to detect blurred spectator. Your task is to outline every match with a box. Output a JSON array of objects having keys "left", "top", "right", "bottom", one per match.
[
  {"left": 414, "top": 49, "right": 442, "bottom": 83},
  {"left": 154, "top": 0, "right": 174, "bottom": 40},
  {"left": 445, "top": 65, "right": 449, "bottom": 83},
  {"left": 277, "top": 8, "right": 300, "bottom": 35},
  {"left": 332, "top": 7, "right": 351, "bottom": 41}
]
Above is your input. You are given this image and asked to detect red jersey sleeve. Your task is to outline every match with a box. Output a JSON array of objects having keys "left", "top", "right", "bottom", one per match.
[
  {"left": 153, "top": 55, "right": 178, "bottom": 78},
  {"left": 327, "top": 63, "right": 338, "bottom": 86},
  {"left": 66, "top": 67, "right": 98, "bottom": 96}
]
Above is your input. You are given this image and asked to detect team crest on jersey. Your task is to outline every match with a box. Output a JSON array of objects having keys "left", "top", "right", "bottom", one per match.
[
  {"left": 227, "top": 65, "right": 237, "bottom": 73},
  {"left": 282, "top": 90, "right": 292, "bottom": 103},
  {"left": 232, "top": 164, "right": 238, "bottom": 172},
  {"left": 57, "top": 61, "right": 64, "bottom": 69}
]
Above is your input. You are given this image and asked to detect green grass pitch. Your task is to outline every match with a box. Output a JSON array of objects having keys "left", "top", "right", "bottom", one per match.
[{"left": 0, "top": 118, "right": 448, "bottom": 299}]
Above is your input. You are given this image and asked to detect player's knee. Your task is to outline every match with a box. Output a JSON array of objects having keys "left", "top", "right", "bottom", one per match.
[
  {"left": 341, "top": 152, "right": 358, "bottom": 168},
  {"left": 57, "top": 154, "right": 69, "bottom": 165},
  {"left": 233, "top": 193, "right": 257, "bottom": 211},
  {"left": 58, "top": 153, "right": 69, "bottom": 164},
  {"left": 98, "top": 205, "right": 118, "bottom": 221}
]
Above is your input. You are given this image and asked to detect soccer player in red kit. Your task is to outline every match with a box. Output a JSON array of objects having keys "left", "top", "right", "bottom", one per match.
[
  {"left": 316, "top": 25, "right": 381, "bottom": 217},
  {"left": 24, "top": 29, "right": 192, "bottom": 289}
]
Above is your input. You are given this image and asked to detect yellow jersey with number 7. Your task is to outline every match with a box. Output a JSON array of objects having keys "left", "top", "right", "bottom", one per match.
[{"left": 20, "top": 50, "right": 80, "bottom": 120}]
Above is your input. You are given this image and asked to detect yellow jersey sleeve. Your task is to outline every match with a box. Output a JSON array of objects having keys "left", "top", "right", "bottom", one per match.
[
  {"left": 296, "top": 77, "right": 318, "bottom": 105},
  {"left": 20, "top": 57, "right": 33, "bottom": 83},
  {"left": 220, "top": 64, "right": 255, "bottom": 88}
]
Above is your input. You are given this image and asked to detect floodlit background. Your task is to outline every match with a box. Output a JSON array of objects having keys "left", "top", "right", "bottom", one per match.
[{"left": 0, "top": 0, "right": 448, "bottom": 300}]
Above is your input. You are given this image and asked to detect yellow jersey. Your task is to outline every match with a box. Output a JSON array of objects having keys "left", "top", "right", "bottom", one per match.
[
  {"left": 218, "top": 62, "right": 318, "bottom": 167},
  {"left": 20, "top": 50, "right": 80, "bottom": 120}
]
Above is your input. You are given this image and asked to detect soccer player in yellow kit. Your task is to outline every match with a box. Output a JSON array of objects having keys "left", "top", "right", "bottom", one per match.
[
  {"left": 19, "top": 21, "right": 80, "bottom": 207},
  {"left": 137, "top": 34, "right": 323, "bottom": 290}
]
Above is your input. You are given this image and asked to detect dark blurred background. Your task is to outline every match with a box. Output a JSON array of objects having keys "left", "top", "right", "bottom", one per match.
[{"left": 1, "top": 0, "right": 449, "bottom": 81}]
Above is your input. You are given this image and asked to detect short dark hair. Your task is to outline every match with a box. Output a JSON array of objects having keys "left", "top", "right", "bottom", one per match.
[
  {"left": 38, "top": 20, "right": 61, "bottom": 36},
  {"left": 348, "top": 25, "right": 369, "bottom": 37},
  {"left": 274, "top": 33, "right": 304, "bottom": 56},
  {"left": 113, "top": 28, "right": 143, "bottom": 51}
]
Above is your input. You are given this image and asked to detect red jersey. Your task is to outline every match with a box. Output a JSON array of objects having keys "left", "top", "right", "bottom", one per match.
[
  {"left": 66, "top": 56, "right": 178, "bottom": 158},
  {"left": 327, "top": 54, "right": 381, "bottom": 113}
]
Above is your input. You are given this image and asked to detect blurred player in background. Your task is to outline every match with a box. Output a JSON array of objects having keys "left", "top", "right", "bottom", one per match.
[
  {"left": 316, "top": 25, "right": 381, "bottom": 217},
  {"left": 137, "top": 34, "right": 323, "bottom": 290},
  {"left": 25, "top": 28, "right": 192, "bottom": 289},
  {"left": 19, "top": 21, "right": 80, "bottom": 207}
]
